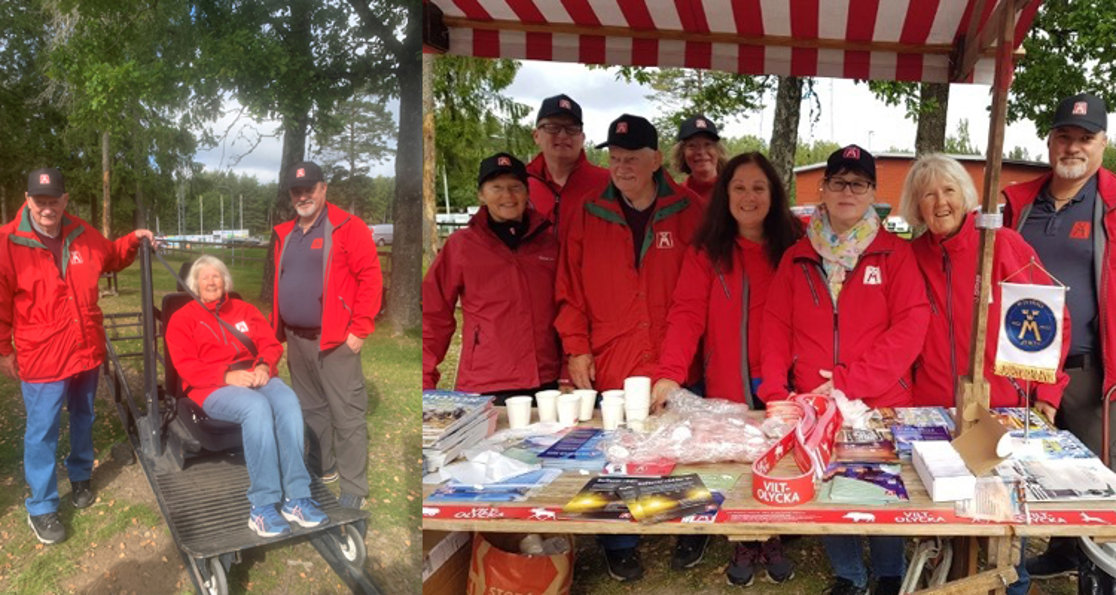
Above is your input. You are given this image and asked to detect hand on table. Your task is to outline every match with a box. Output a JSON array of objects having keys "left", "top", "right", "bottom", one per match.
[
  {"left": 809, "top": 369, "right": 834, "bottom": 395},
  {"left": 651, "top": 379, "right": 680, "bottom": 413},
  {"left": 1034, "top": 400, "right": 1057, "bottom": 423},
  {"left": 568, "top": 354, "right": 595, "bottom": 389}
]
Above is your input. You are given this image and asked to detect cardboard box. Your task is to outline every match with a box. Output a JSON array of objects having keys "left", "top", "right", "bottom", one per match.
[{"left": 423, "top": 530, "right": 471, "bottom": 595}]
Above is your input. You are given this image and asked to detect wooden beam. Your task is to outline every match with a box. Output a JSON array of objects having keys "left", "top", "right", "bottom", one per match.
[
  {"left": 912, "top": 567, "right": 1018, "bottom": 595},
  {"left": 443, "top": 16, "right": 955, "bottom": 56},
  {"left": 952, "top": 0, "right": 1030, "bottom": 82}
]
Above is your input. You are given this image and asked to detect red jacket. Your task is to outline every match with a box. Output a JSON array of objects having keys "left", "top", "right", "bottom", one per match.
[
  {"left": 526, "top": 151, "right": 610, "bottom": 242},
  {"left": 683, "top": 175, "right": 716, "bottom": 204},
  {"left": 1003, "top": 168, "right": 1116, "bottom": 402},
  {"left": 0, "top": 208, "right": 141, "bottom": 383},
  {"left": 911, "top": 214, "right": 1070, "bottom": 409},
  {"left": 759, "top": 230, "right": 929, "bottom": 408},
  {"left": 166, "top": 297, "right": 284, "bottom": 406},
  {"left": 555, "top": 170, "right": 704, "bottom": 391},
  {"left": 422, "top": 208, "right": 561, "bottom": 393},
  {"left": 271, "top": 203, "right": 382, "bottom": 350},
  {"left": 656, "top": 238, "right": 775, "bottom": 404}
]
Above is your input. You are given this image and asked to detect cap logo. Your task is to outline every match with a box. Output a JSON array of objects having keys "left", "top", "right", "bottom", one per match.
[
  {"left": 39, "top": 174, "right": 50, "bottom": 185},
  {"left": 696, "top": 119, "right": 707, "bottom": 128},
  {"left": 1073, "top": 101, "right": 1088, "bottom": 115},
  {"left": 616, "top": 122, "right": 628, "bottom": 134},
  {"left": 558, "top": 99, "right": 571, "bottom": 109},
  {"left": 843, "top": 147, "right": 861, "bottom": 159},
  {"left": 497, "top": 156, "right": 511, "bottom": 166},
  {"left": 296, "top": 167, "right": 306, "bottom": 178}
]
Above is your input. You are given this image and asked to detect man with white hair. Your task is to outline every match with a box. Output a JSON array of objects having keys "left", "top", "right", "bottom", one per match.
[
  {"left": 555, "top": 114, "right": 704, "bottom": 581},
  {"left": 1002, "top": 92, "right": 1116, "bottom": 580}
]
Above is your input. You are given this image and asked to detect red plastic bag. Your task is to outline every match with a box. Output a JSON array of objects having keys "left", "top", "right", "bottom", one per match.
[{"left": 466, "top": 532, "right": 573, "bottom": 595}]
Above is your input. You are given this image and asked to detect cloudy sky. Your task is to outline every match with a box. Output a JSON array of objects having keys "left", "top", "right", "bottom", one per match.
[
  {"left": 194, "top": 98, "right": 400, "bottom": 182},
  {"left": 504, "top": 60, "right": 1055, "bottom": 162}
]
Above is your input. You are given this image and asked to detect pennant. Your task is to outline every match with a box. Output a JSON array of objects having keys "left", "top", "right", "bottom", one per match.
[{"left": 994, "top": 283, "right": 1065, "bottom": 384}]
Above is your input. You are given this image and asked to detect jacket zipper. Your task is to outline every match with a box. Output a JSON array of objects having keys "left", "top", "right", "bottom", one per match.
[
  {"left": 812, "top": 262, "right": 840, "bottom": 369},
  {"left": 799, "top": 262, "right": 820, "bottom": 306},
  {"left": 942, "top": 248, "right": 958, "bottom": 403},
  {"left": 339, "top": 295, "right": 353, "bottom": 315}
]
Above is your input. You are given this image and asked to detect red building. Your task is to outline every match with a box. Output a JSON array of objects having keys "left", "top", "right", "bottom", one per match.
[{"left": 793, "top": 153, "right": 1050, "bottom": 221}]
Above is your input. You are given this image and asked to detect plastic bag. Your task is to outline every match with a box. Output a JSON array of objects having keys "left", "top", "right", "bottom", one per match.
[{"left": 603, "top": 390, "right": 789, "bottom": 465}]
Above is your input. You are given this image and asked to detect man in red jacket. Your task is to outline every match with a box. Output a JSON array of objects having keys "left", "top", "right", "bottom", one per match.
[
  {"left": 527, "top": 94, "right": 610, "bottom": 241},
  {"left": 271, "top": 161, "right": 382, "bottom": 511},
  {"left": 1006, "top": 93, "right": 1116, "bottom": 580},
  {"left": 555, "top": 114, "right": 704, "bottom": 581},
  {"left": 0, "top": 167, "right": 155, "bottom": 544}
]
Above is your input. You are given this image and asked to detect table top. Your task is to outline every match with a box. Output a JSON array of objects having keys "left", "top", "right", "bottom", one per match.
[{"left": 422, "top": 407, "right": 1116, "bottom": 538}]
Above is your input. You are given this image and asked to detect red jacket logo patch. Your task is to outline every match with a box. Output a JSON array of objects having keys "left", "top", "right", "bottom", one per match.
[
  {"left": 1070, "top": 221, "right": 1091, "bottom": 239},
  {"left": 69, "top": 252, "right": 83, "bottom": 265},
  {"left": 863, "top": 265, "right": 882, "bottom": 285},
  {"left": 311, "top": 238, "right": 324, "bottom": 249},
  {"left": 235, "top": 321, "right": 249, "bottom": 333},
  {"left": 656, "top": 231, "right": 674, "bottom": 249}
]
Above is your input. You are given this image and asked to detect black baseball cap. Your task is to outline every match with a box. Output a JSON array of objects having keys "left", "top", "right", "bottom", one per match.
[
  {"left": 1051, "top": 93, "right": 1108, "bottom": 134},
  {"left": 286, "top": 161, "right": 324, "bottom": 188},
  {"left": 477, "top": 152, "right": 528, "bottom": 188},
  {"left": 536, "top": 94, "right": 583, "bottom": 125},
  {"left": 27, "top": 167, "right": 65, "bottom": 197},
  {"left": 825, "top": 144, "right": 876, "bottom": 182},
  {"left": 596, "top": 114, "right": 658, "bottom": 150},
  {"left": 678, "top": 115, "right": 720, "bottom": 141}
]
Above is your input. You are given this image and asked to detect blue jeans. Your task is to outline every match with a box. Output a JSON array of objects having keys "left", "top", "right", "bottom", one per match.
[
  {"left": 1007, "top": 538, "right": 1030, "bottom": 595},
  {"left": 598, "top": 534, "right": 640, "bottom": 551},
  {"left": 822, "top": 535, "right": 906, "bottom": 588},
  {"left": 22, "top": 368, "right": 99, "bottom": 516},
  {"left": 202, "top": 378, "right": 312, "bottom": 508}
]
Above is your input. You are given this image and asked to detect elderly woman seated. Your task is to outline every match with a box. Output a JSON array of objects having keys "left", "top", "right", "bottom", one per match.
[{"left": 166, "top": 255, "right": 328, "bottom": 538}]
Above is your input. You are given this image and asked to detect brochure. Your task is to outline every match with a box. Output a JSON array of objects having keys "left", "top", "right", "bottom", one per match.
[
  {"left": 560, "top": 476, "right": 640, "bottom": 521},
  {"left": 616, "top": 474, "right": 720, "bottom": 524},
  {"left": 833, "top": 428, "right": 899, "bottom": 463},
  {"left": 426, "top": 468, "right": 563, "bottom": 503},
  {"left": 995, "top": 458, "right": 1116, "bottom": 502},
  {"left": 822, "top": 462, "right": 909, "bottom": 503},
  {"left": 537, "top": 428, "right": 608, "bottom": 471}
]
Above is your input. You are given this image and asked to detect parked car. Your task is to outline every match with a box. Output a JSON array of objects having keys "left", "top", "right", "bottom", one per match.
[
  {"left": 884, "top": 216, "right": 911, "bottom": 236},
  {"left": 790, "top": 205, "right": 817, "bottom": 226},
  {"left": 370, "top": 224, "right": 393, "bottom": 246}
]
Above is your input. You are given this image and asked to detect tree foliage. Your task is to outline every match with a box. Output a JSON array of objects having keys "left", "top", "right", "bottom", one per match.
[
  {"left": 433, "top": 55, "right": 531, "bottom": 211},
  {"left": 609, "top": 67, "right": 770, "bottom": 133}
]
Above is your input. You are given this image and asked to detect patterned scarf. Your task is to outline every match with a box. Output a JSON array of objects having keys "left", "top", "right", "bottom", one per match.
[{"left": 807, "top": 205, "right": 880, "bottom": 303}]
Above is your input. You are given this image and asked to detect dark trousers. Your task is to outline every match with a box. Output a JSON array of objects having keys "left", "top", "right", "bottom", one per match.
[{"left": 286, "top": 330, "right": 369, "bottom": 498}]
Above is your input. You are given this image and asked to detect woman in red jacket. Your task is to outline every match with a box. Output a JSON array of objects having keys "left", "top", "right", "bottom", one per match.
[
  {"left": 166, "top": 256, "right": 327, "bottom": 539},
  {"left": 902, "top": 153, "right": 1069, "bottom": 415},
  {"left": 652, "top": 152, "right": 803, "bottom": 586},
  {"left": 669, "top": 115, "right": 727, "bottom": 203},
  {"left": 760, "top": 145, "right": 929, "bottom": 595},
  {"left": 423, "top": 153, "right": 561, "bottom": 403}
]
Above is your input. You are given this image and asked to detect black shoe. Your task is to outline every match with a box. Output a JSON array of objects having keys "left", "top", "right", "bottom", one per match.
[
  {"left": 603, "top": 547, "right": 644, "bottom": 582},
  {"left": 825, "top": 577, "right": 868, "bottom": 595},
  {"left": 338, "top": 493, "right": 367, "bottom": 510},
  {"left": 71, "top": 480, "right": 94, "bottom": 509},
  {"left": 671, "top": 534, "right": 711, "bottom": 570},
  {"left": 874, "top": 576, "right": 902, "bottom": 595},
  {"left": 726, "top": 542, "right": 760, "bottom": 587},
  {"left": 1025, "top": 550, "right": 1078, "bottom": 580},
  {"left": 28, "top": 512, "right": 65, "bottom": 545},
  {"left": 760, "top": 537, "right": 795, "bottom": 583}
]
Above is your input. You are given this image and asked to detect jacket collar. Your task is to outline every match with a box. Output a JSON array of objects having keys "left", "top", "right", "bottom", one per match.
[
  {"left": 526, "top": 150, "right": 590, "bottom": 183},
  {"left": 923, "top": 211, "right": 978, "bottom": 254},
  {"left": 599, "top": 168, "right": 674, "bottom": 203},
  {"left": 469, "top": 206, "right": 550, "bottom": 239}
]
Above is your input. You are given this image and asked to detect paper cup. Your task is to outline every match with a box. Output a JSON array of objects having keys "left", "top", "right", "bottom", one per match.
[
  {"left": 623, "top": 376, "right": 651, "bottom": 422},
  {"left": 600, "top": 395, "right": 625, "bottom": 430},
  {"left": 535, "top": 389, "right": 561, "bottom": 423},
  {"left": 601, "top": 389, "right": 625, "bottom": 400},
  {"left": 505, "top": 395, "right": 533, "bottom": 429},
  {"left": 573, "top": 389, "right": 597, "bottom": 421},
  {"left": 557, "top": 393, "right": 581, "bottom": 427}
]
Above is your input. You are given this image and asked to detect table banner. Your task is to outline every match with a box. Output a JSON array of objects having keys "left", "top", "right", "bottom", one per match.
[{"left": 751, "top": 394, "right": 842, "bottom": 506}]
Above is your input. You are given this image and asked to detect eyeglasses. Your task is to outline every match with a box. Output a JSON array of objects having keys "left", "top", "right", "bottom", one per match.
[
  {"left": 823, "top": 178, "right": 873, "bottom": 194},
  {"left": 538, "top": 123, "right": 583, "bottom": 136}
]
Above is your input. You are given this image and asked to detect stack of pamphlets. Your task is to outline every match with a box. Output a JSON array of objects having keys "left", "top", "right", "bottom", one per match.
[
  {"left": 426, "top": 468, "right": 563, "bottom": 503},
  {"left": 995, "top": 457, "right": 1116, "bottom": 502},
  {"left": 422, "top": 391, "right": 496, "bottom": 473},
  {"left": 833, "top": 428, "right": 899, "bottom": 463},
  {"left": 911, "top": 440, "right": 976, "bottom": 502},
  {"left": 891, "top": 425, "right": 952, "bottom": 459},
  {"left": 819, "top": 462, "right": 909, "bottom": 504},
  {"left": 561, "top": 474, "right": 720, "bottom": 523},
  {"left": 873, "top": 406, "right": 955, "bottom": 431},
  {"left": 537, "top": 428, "right": 608, "bottom": 472}
]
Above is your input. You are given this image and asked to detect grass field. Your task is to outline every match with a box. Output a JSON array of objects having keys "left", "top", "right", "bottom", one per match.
[{"left": 0, "top": 244, "right": 420, "bottom": 594}]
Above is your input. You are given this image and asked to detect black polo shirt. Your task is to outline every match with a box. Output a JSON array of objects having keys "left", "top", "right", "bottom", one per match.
[
  {"left": 278, "top": 212, "right": 326, "bottom": 329},
  {"left": 619, "top": 196, "right": 656, "bottom": 268},
  {"left": 1020, "top": 175, "right": 1099, "bottom": 356}
]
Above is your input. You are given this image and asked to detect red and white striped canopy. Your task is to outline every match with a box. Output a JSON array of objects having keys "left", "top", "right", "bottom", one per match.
[{"left": 427, "top": 0, "right": 1041, "bottom": 84}]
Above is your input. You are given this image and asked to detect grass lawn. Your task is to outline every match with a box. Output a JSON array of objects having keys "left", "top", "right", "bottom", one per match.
[{"left": 0, "top": 244, "right": 420, "bottom": 594}]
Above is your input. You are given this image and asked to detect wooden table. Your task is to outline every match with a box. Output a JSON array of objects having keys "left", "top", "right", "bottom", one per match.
[{"left": 423, "top": 407, "right": 1116, "bottom": 592}]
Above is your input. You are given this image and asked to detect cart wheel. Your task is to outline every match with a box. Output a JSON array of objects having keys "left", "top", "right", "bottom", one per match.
[
  {"left": 334, "top": 524, "right": 367, "bottom": 568},
  {"left": 202, "top": 557, "right": 228, "bottom": 595}
]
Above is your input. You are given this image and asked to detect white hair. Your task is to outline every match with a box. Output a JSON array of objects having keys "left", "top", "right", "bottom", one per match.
[
  {"left": 898, "top": 153, "right": 979, "bottom": 230},
  {"left": 186, "top": 255, "right": 234, "bottom": 294}
]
